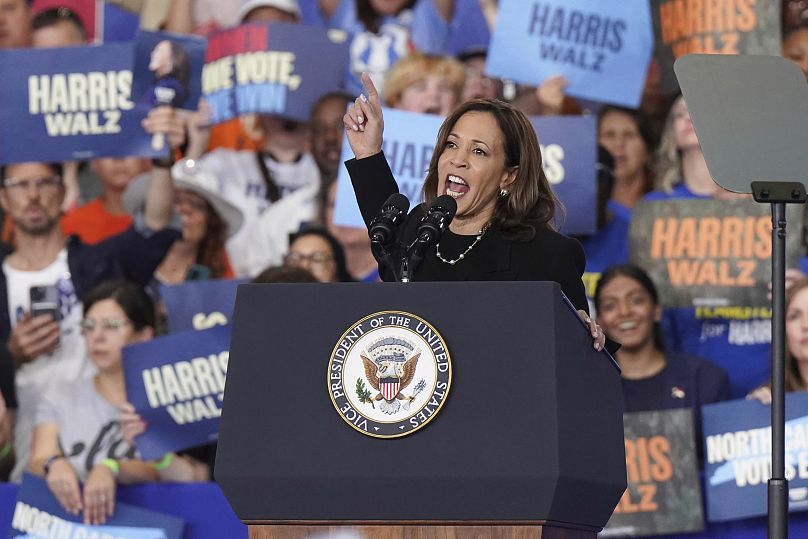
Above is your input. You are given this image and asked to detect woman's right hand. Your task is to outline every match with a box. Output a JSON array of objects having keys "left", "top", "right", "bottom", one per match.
[
  {"left": 344, "top": 72, "right": 384, "bottom": 159},
  {"left": 46, "top": 457, "right": 83, "bottom": 515}
]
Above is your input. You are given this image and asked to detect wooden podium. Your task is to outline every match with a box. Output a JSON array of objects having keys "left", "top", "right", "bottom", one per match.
[{"left": 216, "top": 282, "right": 626, "bottom": 538}]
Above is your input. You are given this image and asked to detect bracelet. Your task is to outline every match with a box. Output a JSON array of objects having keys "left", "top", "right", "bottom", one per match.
[
  {"left": 43, "top": 454, "right": 65, "bottom": 476},
  {"left": 152, "top": 453, "right": 174, "bottom": 471},
  {"left": 99, "top": 458, "right": 120, "bottom": 477},
  {"left": 0, "top": 441, "right": 12, "bottom": 460}
]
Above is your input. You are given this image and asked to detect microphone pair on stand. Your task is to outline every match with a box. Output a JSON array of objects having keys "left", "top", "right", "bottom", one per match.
[{"left": 369, "top": 194, "right": 458, "bottom": 282}]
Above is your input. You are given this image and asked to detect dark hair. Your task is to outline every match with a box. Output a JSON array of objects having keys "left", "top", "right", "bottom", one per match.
[
  {"left": 597, "top": 105, "right": 656, "bottom": 151},
  {"left": 0, "top": 162, "right": 64, "bottom": 186},
  {"left": 356, "top": 0, "right": 416, "bottom": 34},
  {"left": 423, "top": 99, "right": 561, "bottom": 241},
  {"left": 593, "top": 264, "right": 665, "bottom": 350},
  {"left": 83, "top": 280, "right": 155, "bottom": 332},
  {"left": 163, "top": 40, "right": 191, "bottom": 92},
  {"left": 289, "top": 227, "right": 355, "bottom": 282},
  {"left": 32, "top": 7, "right": 87, "bottom": 41},
  {"left": 252, "top": 265, "right": 319, "bottom": 284},
  {"left": 194, "top": 198, "right": 229, "bottom": 279}
]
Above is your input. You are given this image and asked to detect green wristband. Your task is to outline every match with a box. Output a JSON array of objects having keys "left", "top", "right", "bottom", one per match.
[
  {"left": 100, "top": 458, "right": 120, "bottom": 477},
  {"left": 153, "top": 453, "right": 174, "bottom": 471},
  {"left": 0, "top": 441, "right": 12, "bottom": 460}
]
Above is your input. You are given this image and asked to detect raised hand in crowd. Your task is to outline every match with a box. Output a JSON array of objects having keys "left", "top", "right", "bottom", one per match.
[
  {"left": 141, "top": 105, "right": 186, "bottom": 231},
  {"left": 535, "top": 75, "right": 569, "bottom": 116},
  {"left": 141, "top": 106, "right": 186, "bottom": 155},
  {"left": 7, "top": 312, "right": 60, "bottom": 367},
  {"left": 344, "top": 73, "right": 384, "bottom": 159}
]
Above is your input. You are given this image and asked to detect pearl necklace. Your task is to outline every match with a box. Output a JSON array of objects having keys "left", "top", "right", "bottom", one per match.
[{"left": 435, "top": 224, "right": 490, "bottom": 265}]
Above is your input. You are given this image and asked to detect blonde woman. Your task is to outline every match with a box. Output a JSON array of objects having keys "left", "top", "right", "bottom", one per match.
[{"left": 383, "top": 52, "right": 465, "bottom": 116}]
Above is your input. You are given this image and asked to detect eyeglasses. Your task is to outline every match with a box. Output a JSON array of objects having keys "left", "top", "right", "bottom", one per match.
[
  {"left": 80, "top": 318, "right": 131, "bottom": 335},
  {"left": 285, "top": 251, "right": 334, "bottom": 266},
  {"left": 2, "top": 176, "right": 63, "bottom": 193}
]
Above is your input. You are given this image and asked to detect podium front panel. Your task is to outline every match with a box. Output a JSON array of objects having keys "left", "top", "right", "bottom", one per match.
[{"left": 216, "top": 282, "right": 625, "bottom": 527}]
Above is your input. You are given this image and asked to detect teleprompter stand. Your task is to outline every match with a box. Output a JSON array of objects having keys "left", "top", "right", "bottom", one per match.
[
  {"left": 215, "top": 282, "right": 626, "bottom": 538},
  {"left": 675, "top": 54, "right": 808, "bottom": 539}
]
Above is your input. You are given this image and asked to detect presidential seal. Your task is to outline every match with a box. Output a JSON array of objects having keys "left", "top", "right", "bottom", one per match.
[{"left": 328, "top": 311, "right": 452, "bottom": 438}]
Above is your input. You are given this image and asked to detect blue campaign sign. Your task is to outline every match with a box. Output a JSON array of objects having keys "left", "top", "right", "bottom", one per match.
[
  {"left": 531, "top": 115, "right": 596, "bottom": 235},
  {"left": 486, "top": 0, "right": 654, "bottom": 108},
  {"left": 0, "top": 43, "right": 162, "bottom": 165},
  {"left": 161, "top": 279, "right": 245, "bottom": 333},
  {"left": 9, "top": 474, "right": 184, "bottom": 539},
  {"left": 202, "top": 22, "right": 349, "bottom": 124},
  {"left": 333, "top": 107, "right": 441, "bottom": 229},
  {"left": 123, "top": 325, "right": 232, "bottom": 460},
  {"left": 333, "top": 109, "right": 597, "bottom": 235},
  {"left": 702, "top": 392, "right": 808, "bottom": 522},
  {"left": 131, "top": 31, "right": 207, "bottom": 111}
]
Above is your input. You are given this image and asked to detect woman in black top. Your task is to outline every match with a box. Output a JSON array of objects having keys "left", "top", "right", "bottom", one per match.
[{"left": 343, "top": 73, "right": 606, "bottom": 350}]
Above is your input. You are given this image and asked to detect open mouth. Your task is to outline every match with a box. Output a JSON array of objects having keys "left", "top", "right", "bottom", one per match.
[{"left": 445, "top": 175, "right": 469, "bottom": 199}]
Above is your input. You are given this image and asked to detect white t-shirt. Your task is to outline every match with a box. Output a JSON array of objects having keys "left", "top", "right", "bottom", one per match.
[
  {"left": 197, "top": 148, "right": 321, "bottom": 277},
  {"left": 3, "top": 248, "right": 93, "bottom": 481}
]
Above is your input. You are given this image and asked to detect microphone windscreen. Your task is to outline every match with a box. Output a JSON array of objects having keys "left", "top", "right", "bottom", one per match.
[
  {"left": 384, "top": 193, "right": 410, "bottom": 214},
  {"left": 431, "top": 194, "right": 458, "bottom": 220}
]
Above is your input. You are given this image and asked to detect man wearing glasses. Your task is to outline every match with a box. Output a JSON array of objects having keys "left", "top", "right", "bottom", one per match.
[{"left": 0, "top": 156, "right": 178, "bottom": 481}]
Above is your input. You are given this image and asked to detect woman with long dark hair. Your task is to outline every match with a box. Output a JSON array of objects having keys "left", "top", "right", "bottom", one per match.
[
  {"left": 344, "top": 74, "right": 606, "bottom": 350},
  {"left": 153, "top": 161, "right": 243, "bottom": 284}
]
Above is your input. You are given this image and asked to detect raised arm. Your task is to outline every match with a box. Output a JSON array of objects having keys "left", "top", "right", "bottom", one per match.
[
  {"left": 344, "top": 73, "right": 385, "bottom": 159},
  {"left": 140, "top": 106, "right": 186, "bottom": 231}
]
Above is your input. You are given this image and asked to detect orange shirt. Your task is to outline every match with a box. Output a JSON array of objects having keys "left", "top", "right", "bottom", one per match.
[{"left": 61, "top": 198, "right": 133, "bottom": 245}]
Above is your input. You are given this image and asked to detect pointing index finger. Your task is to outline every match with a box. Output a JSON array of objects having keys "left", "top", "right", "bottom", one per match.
[{"left": 361, "top": 72, "right": 381, "bottom": 111}]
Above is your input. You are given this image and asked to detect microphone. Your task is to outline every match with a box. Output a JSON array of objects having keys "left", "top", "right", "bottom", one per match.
[
  {"left": 369, "top": 193, "right": 410, "bottom": 246},
  {"left": 151, "top": 86, "right": 177, "bottom": 152},
  {"left": 414, "top": 195, "right": 457, "bottom": 247},
  {"left": 402, "top": 195, "right": 457, "bottom": 281}
]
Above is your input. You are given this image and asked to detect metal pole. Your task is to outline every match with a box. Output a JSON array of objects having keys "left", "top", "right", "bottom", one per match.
[{"left": 769, "top": 201, "right": 788, "bottom": 539}]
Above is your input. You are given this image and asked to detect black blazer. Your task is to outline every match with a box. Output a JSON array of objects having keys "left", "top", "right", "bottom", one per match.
[{"left": 346, "top": 152, "right": 590, "bottom": 314}]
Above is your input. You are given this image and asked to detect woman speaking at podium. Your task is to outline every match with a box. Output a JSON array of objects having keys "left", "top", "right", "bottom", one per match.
[{"left": 343, "top": 73, "right": 606, "bottom": 351}]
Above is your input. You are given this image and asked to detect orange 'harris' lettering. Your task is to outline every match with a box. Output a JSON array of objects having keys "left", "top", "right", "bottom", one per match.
[
  {"left": 650, "top": 216, "right": 769, "bottom": 259},
  {"left": 659, "top": 0, "right": 757, "bottom": 55}
]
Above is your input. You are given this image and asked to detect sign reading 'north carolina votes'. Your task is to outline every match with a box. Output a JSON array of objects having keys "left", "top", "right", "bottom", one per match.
[
  {"left": 630, "top": 199, "right": 802, "bottom": 309},
  {"left": 702, "top": 393, "right": 808, "bottom": 522},
  {"left": 9, "top": 473, "right": 184, "bottom": 539},
  {"left": 123, "top": 325, "right": 231, "bottom": 460},
  {"left": 333, "top": 109, "right": 597, "bottom": 235},
  {"left": 160, "top": 279, "right": 244, "bottom": 334},
  {"left": 602, "top": 409, "right": 704, "bottom": 537},
  {"left": 486, "top": 0, "right": 654, "bottom": 107},
  {"left": 202, "top": 22, "right": 349, "bottom": 124},
  {"left": 651, "top": 0, "right": 781, "bottom": 92},
  {"left": 0, "top": 43, "right": 160, "bottom": 165}
]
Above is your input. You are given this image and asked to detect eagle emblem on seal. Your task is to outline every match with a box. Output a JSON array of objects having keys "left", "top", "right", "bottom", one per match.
[{"left": 358, "top": 337, "right": 421, "bottom": 415}]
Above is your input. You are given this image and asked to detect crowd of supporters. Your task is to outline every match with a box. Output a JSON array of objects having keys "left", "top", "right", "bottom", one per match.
[{"left": 0, "top": 0, "right": 807, "bottom": 529}]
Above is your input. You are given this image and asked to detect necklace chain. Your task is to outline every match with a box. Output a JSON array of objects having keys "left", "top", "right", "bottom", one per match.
[{"left": 435, "top": 225, "right": 490, "bottom": 265}]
